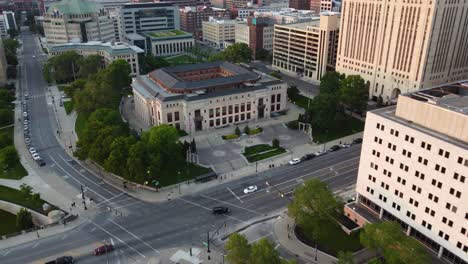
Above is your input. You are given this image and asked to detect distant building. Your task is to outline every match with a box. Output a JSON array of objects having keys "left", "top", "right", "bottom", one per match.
[
  {"left": 235, "top": 16, "right": 273, "bottom": 58},
  {"left": 119, "top": 2, "right": 180, "bottom": 38},
  {"left": 337, "top": 0, "right": 468, "bottom": 102},
  {"left": 226, "top": 0, "right": 251, "bottom": 10},
  {"left": 272, "top": 14, "right": 339, "bottom": 82},
  {"left": 346, "top": 82, "right": 468, "bottom": 264},
  {"left": 43, "top": 0, "right": 115, "bottom": 46},
  {"left": 289, "top": 0, "right": 309, "bottom": 11},
  {"left": 154, "top": 0, "right": 210, "bottom": 8},
  {"left": 89, "top": 0, "right": 129, "bottom": 12},
  {"left": 238, "top": 8, "right": 316, "bottom": 24},
  {"left": 179, "top": 6, "right": 229, "bottom": 41},
  {"left": 202, "top": 18, "right": 237, "bottom": 49},
  {"left": 48, "top": 41, "right": 144, "bottom": 76},
  {"left": 2, "top": 11, "right": 16, "bottom": 32},
  {"left": 143, "top": 30, "right": 194, "bottom": 57},
  {"left": 310, "top": 0, "right": 332, "bottom": 13},
  {"left": 0, "top": 15, "right": 8, "bottom": 38},
  {"left": 132, "top": 61, "right": 287, "bottom": 131}
]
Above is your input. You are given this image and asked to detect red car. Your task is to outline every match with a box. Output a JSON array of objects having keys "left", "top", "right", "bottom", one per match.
[{"left": 94, "top": 244, "right": 114, "bottom": 255}]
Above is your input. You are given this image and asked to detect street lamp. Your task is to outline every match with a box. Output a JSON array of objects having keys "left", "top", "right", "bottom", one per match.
[{"left": 177, "top": 171, "right": 181, "bottom": 194}]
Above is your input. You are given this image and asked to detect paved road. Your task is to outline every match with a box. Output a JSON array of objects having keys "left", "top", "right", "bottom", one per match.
[{"left": 0, "top": 32, "right": 361, "bottom": 264}]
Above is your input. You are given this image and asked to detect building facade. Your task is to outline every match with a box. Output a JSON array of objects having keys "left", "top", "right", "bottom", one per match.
[
  {"left": 144, "top": 30, "right": 194, "bottom": 57},
  {"left": 202, "top": 18, "right": 237, "bottom": 49},
  {"left": 43, "top": 0, "right": 115, "bottom": 46},
  {"left": 272, "top": 13, "right": 339, "bottom": 82},
  {"left": 179, "top": 6, "right": 229, "bottom": 41},
  {"left": 132, "top": 61, "right": 287, "bottom": 131},
  {"left": 2, "top": 11, "right": 16, "bottom": 31},
  {"left": 289, "top": 0, "right": 309, "bottom": 10},
  {"left": 346, "top": 82, "right": 468, "bottom": 264},
  {"left": 226, "top": 0, "right": 250, "bottom": 10},
  {"left": 0, "top": 15, "right": 8, "bottom": 38},
  {"left": 119, "top": 2, "right": 180, "bottom": 37},
  {"left": 155, "top": 0, "right": 211, "bottom": 7},
  {"left": 48, "top": 41, "right": 144, "bottom": 76},
  {"left": 235, "top": 16, "right": 273, "bottom": 58},
  {"left": 336, "top": 0, "right": 468, "bottom": 102}
]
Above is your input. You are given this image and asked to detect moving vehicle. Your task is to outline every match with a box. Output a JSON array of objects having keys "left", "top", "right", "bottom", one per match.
[
  {"left": 212, "top": 206, "right": 230, "bottom": 215},
  {"left": 45, "top": 256, "right": 74, "bottom": 264},
  {"left": 329, "top": 145, "right": 340, "bottom": 152},
  {"left": 94, "top": 244, "right": 114, "bottom": 255},
  {"left": 289, "top": 158, "right": 301, "bottom": 165},
  {"left": 243, "top": 185, "right": 258, "bottom": 194},
  {"left": 352, "top": 138, "right": 363, "bottom": 144},
  {"left": 301, "top": 154, "right": 316, "bottom": 161}
]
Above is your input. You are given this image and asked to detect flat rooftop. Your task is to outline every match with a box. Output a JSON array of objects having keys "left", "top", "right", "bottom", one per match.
[
  {"left": 49, "top": 41, "right": 144, "bottom": 55},
  {"left": 146, "top": 30, "right": 192, "bottom": 39}
]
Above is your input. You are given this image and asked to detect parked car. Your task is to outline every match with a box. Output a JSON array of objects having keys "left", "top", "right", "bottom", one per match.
[
  {"left": 45, "top": 256, "right": 74, "bottom": 264},
  {"left": 339, "top": 144, "right": 351, "bottom": 148},
  {"left": 352, "top": 138, "right": 363, "bottom": 144},
  {"left": 329, "top": 145, "right": 341, "bottom": 152},
  {"left": 243, "top": 185, "right": 258, "bottom": 194},
  {"left": 301, "top": 154, "right": 316, "bottom": 161},
  {"left": 23, "top": 111, "right": 28, "bottom": 117},
  {"left": 212, "top": 206, "right": 230, "bottom": 215},
  {"left": 314, "top": 150, "right": 327, "bottom": 157},
  {"left": 25, "top": 137, "right": 31, "bottom": 145},
  {"left": 32, "top": 153, "right": 41, "bottom": 160},
  {"left": 289, "top": 158, "right": 301, "bottom": 165},
  {"left": 23, "top": 125, "right": 29, "bottom": 131},
  {"left": 94, "top": 244, "right": 114, "bottom": 255},
  {"left": 29, "top": 147, "right": 36, "bottom": 154},
  {"left": 23, "top": 120, "right": 29, "bottom": 125},
  {"left": 36, "top": 158, "right": 46, "bottom": 167}
]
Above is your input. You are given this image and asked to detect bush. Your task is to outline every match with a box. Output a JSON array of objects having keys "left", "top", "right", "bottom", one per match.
[
  {"left": 0, "top": 146, "right": 19, "bottom": 169},
  {"left": 222, "top": 134, "right": 239, "bottom": 140},
  {"left": 272, "top": 138, "right": 280, "bottom": 148},
  {"left": 287, "top": 120, "right": 299, "bottom": 130},
  {"left": 16, "top": 208, "right": 34, "bottom": 231},
  {"left": 244, "top": 125, "right": 250, "bottom": 135},
  {"left": 248, "top": 127, "right": 263, "bottom": 135},
  {"left": 235, "top": 126, "right": 241, "bottom": 136}
]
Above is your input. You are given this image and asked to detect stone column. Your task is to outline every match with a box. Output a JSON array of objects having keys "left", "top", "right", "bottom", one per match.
[
  {"left": 438, "top": 246, "right": 443, "bottom": 258},
  {"left": 406, "top": 225, "right": 411, "bottom": 236},
  {"left": 379, "top": 207, "right": 384, "bottom": 219}
]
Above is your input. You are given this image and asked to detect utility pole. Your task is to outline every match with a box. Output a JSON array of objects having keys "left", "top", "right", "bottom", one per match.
[{"left": 80, "top": 185, "right": 87, "bottom": 210}]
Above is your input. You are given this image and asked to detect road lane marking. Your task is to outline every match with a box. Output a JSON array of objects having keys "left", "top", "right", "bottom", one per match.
[
  {"left": 177, "top": 197, "right": 244, "bottom": 223},
  {"left": 97, "top": 196, "right": 133, "bottom": 208},
  {"left": 49, "top": 155, "right": 107, "bottom": 200},
  {"left": 32, "top": 242, "right": 40, "bottom": 249},
  {"left": 200, "top": 194, "right": 262, "bottom": 215},
  {"left": 3, "top": 250, "right": 11, "bottom": 256},
  {"left": 56, "top": 153, "right": 120, "bottom": 197},
  {"left": 96, "top": 193, "right": 125, "bottom": 206},
  {"left": 88, "top": 220, "right": 146, "bottom": 258},
  {"left": 109, "top": 219, "right": 160, "bottom": 255},
  {"left": 226, "top": 187, "right": 243, "bottom": 203},
  {"left": 114, "top": 200, "right": 144, "bottom": 210}
]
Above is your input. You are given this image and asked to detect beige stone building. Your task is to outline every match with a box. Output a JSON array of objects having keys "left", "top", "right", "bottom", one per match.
[
  {"left": 48, "top": 41, "right": 143, "bottom": 76},
  {"left": 345, "top": 81, "right": 468, "bottom": 264},
  {"left": 202, "top": 18, "right": 238, "bottom": 49},
  {"left": 272, "top": 13, "right": 339, "bottom": 82},
  {"left": 336, "top": 0, "right": 468, "bottom": 102},
  {"left": 132, "top": 61, "right": 287, "bottom": 132},
  {"left": 43, "top": 0, "right": 115, "bottom": 46}
]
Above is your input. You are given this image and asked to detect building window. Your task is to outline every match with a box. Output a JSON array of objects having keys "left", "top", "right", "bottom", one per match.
[
  {"left": 167, "top": 113, "right": 173, "bottom": 122},
  {"left": 174, "top": 111, "right": 180, "bottom": 121}
]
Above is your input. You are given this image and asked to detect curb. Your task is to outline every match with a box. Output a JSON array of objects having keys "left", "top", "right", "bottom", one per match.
[{"left": 220, "top": 214, "right": 280, "bottom": 241}]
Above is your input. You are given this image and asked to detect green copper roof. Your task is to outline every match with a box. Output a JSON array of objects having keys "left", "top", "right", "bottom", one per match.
[{"left": 48, "top": 0, "right": 102, "bottom": 15}]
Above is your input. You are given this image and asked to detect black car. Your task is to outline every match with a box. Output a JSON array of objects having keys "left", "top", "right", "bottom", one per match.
[
  {"left": 45, "top": 256, "right": 74, "bottom": 264},
  {"left": 329, "top": 145, "right": 341, "bottom": 152},
  {"left": 212, "top": 206, "right": 230, "bottom": 215},
  {"left": 301, "top": 154, "right": 316, "bottom": 161},
  {"left": 352, "top": 138, "right": 363, "bottom": 144},
  {"left": 36, "top": 158, "right": 46, "bottom": 167}
]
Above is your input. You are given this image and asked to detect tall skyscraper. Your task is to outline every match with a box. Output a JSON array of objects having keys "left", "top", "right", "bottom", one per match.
[
  {"left": 345, "top": 82, "right": 468, "bottom": 264},
  {"left": 336, "top": 1, "right": 468, "bottom": 102}
]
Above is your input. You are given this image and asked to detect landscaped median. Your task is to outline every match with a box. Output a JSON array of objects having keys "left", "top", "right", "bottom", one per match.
[
  {"left": 242, "top": 143, "right": 286, "bottom": 163},
  {"left": 222, "top": 126, "right": 263, "bottom": 140}
]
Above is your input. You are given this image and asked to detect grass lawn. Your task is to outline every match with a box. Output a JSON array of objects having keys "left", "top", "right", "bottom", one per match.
[
  {"left": 312, "top": 116, "right": 364, "bottom": 143},
  {"left": 248, "top": 127, "right": 263, "bottom": 135},
  {"left": 243, "top": 144, "right": 287, "bottom": 163},
  {"left": 0, "top": 185, "right": 54, "bottom": 214},
  {"left": 156, "top": 163, "right": 212, "bottom": 187},
  {"left": 63, "top": 101, "right": 73, "bottom": 115},
  {"left": 297, "top": 219, "right": 363, "bottom": 256},
  {"left": 0, "top": 127, "right": 28, "bottom": 180},
  {"left": 166, "top": 54, "right": 201, "bottom": 65},
  {"left": 0, "top": 209, "right": 18, "bottom": 236},
  {"left": 75, "top": 112, "right": 89, "bottom": 139},
  {"left": 149, "top": 30, "right": 187, "bottom": 38},
  {"left": 222, "top": 134, "right": 239, "bottom": 140},
  {"left": 290, "top": 93, "right": 313, "bottom": 110}
]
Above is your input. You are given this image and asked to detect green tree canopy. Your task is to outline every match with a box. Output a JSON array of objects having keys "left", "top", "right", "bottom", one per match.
[
  {"left": 77, "top": 55, "right": 103, "bottom": 78},
  {"left": 249, "top": 238, "right": 282, "bottom": 264},
  {"left": 337, "top": 251, "right": 354, "bottom": 264},
  {"left": 143, "top": 124, "right": 182, "bottom": 174},
  {"left": 16, "top": 208, "right": 34, "bottom": 230},
  {"left": 340, "top": 75, "right": 368, "bottom": 113},
  {"left": 306, "top": 93, "right": 340, "bottom": 130},
  {"left": 46, "top": 51, "right": 82, "bottom": 83},
  {"left": 0, "top": 108, "right": 13, "bottom": 126},
  {"left": 0, "top": 145, "right": 19, "bottom": 169},
  {"left": 126, "top": 141, "right": 149, "bottom": 182},
  {"left": 210, "top": 43, "right": 252, "bottom": 63},
  {"left": 225, "top": 233, "right": 251, "bottom": 264},
  {"left": 320, "top": 71, "right": 345, "bottom": 95}
]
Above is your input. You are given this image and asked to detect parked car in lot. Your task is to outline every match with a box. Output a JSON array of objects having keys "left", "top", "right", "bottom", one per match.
[
  {"left": 301, "top": 153, "right": 316, "bottom": 161},
  {"left": 29, "top": 147, "right": 36, "bottom": 154},
  {"left": 36, "top": 158, "right": 46, "bottom": 167},
  {"left": 23, "top": 125, "right": 29, "bottom": 131},
  {"left": 243, "top": 185, "right": 258, "bottom": 194},
  {"left": 352, "top": 138, "right": 363, "bottom": 144},
  {"left": 23, "top": 111, "right": 28, "bottom": 117},
  {"left": 212, "top": 206, "right": 230, "bottom": 215},
  {"left": 32, "top": 153, "right": 41, "bottom": 160},
  {"left": 339, "top": 143, "right": 351, "bottom": 148},
  {"left": 329, "top": 145, "right": 341, "bottom": 152},
  {"left": 25, "top": 137, "right": 31, "bottom": 145},
  {"left": 94, "top": 244, "right": 114, "bottom": 255},
  {"left": 45, "top": 256, "right": 74, "bottom": 264},
  {"left": 289, "top": 158, "right": 301, "bottom": 165},
  {"left": 314, "top": 150, "right": 327, "bottom": 157},
  {"left": 24, "top": 120, "right": 29, "bottom": 125}
]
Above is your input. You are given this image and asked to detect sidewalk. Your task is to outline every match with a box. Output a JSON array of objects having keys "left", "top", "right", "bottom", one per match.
[{"left": 273, "top": 211, "right": 337, "bottom": 264}]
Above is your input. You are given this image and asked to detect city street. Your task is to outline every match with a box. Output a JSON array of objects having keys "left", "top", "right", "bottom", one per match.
[{"left": 0, "top": 32, "right": 361, "bottom": 264}]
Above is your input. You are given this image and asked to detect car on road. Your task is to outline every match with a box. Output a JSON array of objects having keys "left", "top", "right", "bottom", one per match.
[
  {"left": 314, "top": 150, "right": 327, "bottom": 157},
  {"left": 94, "top": 244, "right": 114, "bottom": 255},
  {"left": 32, "top": 55, "right": 36, "bottom": 58},
  {"left": 352, "top": 138, "right": 363, "bottom": 144},
  {"left": 289, "top": 158, "right": 301, "bottom": 165},
  {"left": 23, "top": 111, "right": 28, "bottom": 117},
  {"left": 339, "top": 143, "right": 351, "bottom": 148},
  {"left": 45, "top": 256, "right": 74, "bottom": 264},
  {"left": 212, "top": 206, "right": 230, "bottom": 215},
  {"left": 243, "top": 185, "right": 258, "bottom": 194},
  {"left": 36, "top": 158, "right": 46, "bottom": 167},
  {"left": 301, "top": 154, "right": 316, "bottom": 161},
  {"left": 29, "top": 147, "right": 36, "bottom": 154},
  {"left": 32, "top": 153, "right": 41, "bottom": 160},
  {"left": 24, "top": 120, "right": 28, "bottom": 125},
  {"left": 329, "top": 145, "right": 341, "bottom": 152}
]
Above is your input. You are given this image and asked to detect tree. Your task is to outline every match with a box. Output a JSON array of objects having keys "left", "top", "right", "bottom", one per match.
[
  {"left": 3, "top": 38, "right": 20, "bottom": 66},
  {"left": 249, "top": 238, "right": 282, "bottom": 264},
  {"left": 16, "top": 208, "right": 34, "bottom": 230},
  {"left": 19, "top": 183, "right": 33, "bottom": 198},
  {"left": 269, "top": 72, "right": 282, "bottom": 79},
  {"left": 64, "top": 78, "right": 86, "bottom": 98},
  {"left": 0, "top": 145, "right": 19, "bottom": 169},
  {"left": 320, "top": 72, "right": 344, "bottom": 95},
  {"left": 210, "top": 43, "right": 252, "bottom": 63},
  {"left": 77, "top": 55, "right": 103, "bottom": 78},
  {"left": 272, "top": 138, "right": 280, "bottom": 148},
  {"left": 288, "top": 179, "right": 339, "bottom": 233},
  {"left": 126, "top": 141, "right": 148, "bottom": 182},
  {"left": 235, "top": 126, "right": 241, "bottom": 136},
  {"left": 244, "top": 125, "right": 250, "bottom": 135},
  {"left": 360, "top": 222, "right": 428, "bottom": 264},
  {"left": 0, "top": 133, "right": 12, "bottom": 149},
  {"left": 287, "top": 86, "right": 300, "bottom": 101},
  {"left": 225, "top": 233, "right": 251, "bottom": 264},
  {"left": 190, "top": 138, "right": 197, "bottom": 153},
  {"left": 7, "top": 28, "right": 19, "bottom": 38},
  {"left": 307, "top": 93, "right": 340, "bottom": 130},
  {"left": 255, "top": 48, "right": 271, "bottom": 62},
  {"left": 45, "top": 51, "right": 81, "bottom": 83},
  {"left": 101, "top": 59, "right": 132, "bottom": 91},
  {"left": 104, "top": 136, "right": 130, "bottom": 176},
  {"left": 0, "top": 88, "right": 16, "bottom": 103},
  {"left": 143, "top": 124, "right": 183, "bottom": 173},
  {"left": 337, "top": 251, "right": 354, "bottom": 264},
  {"left": 0, "top": 109, "right": 13, "bottom": 126},
  {"left": 339, "top": 75, "right": 368, "bottom": 113}
]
